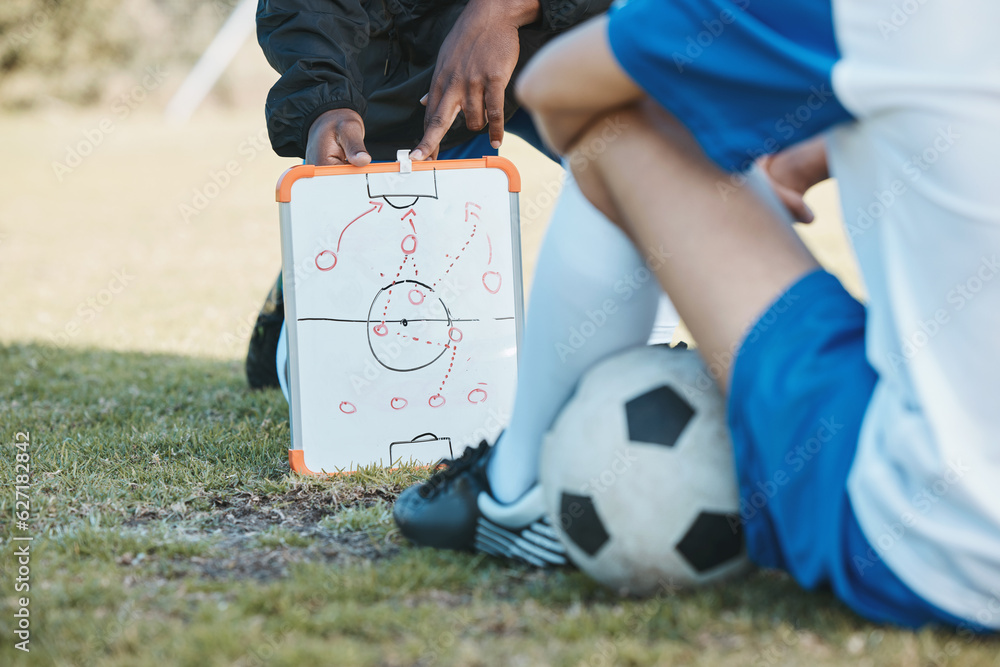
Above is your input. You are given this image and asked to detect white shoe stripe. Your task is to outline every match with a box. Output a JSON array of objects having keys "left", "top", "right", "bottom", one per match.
[
  {"left": 474, "top": 531, "right": 545, "bottom": 567},
  {"left": 473, "top": 536, "right": 505, "bottom": 559},
  {"left": 477, "top": 522, "right": 549, "bottom": 566},
  {"left": 477, "top": 519, "right": 566, "bottom": 565},
  {"left": 521, "top": 526, "right": 566, "bottom": 554},
  {"left": 530, "top": 520, "right": 560, "bottom": 542},
  {"left": 476, "top": 521, "right": 530, "bottom": 559}
]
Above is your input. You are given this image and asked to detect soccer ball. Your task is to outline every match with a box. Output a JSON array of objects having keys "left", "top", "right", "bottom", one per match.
[{"left": 541, "top": 345, "right": 750, "bottom": 595}]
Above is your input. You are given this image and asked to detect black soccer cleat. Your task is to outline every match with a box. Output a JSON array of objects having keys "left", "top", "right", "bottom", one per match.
[
  {"left": 246, "top": 273, "right": 284, "bottom": 389},
  {"left": 393, "top": 440, "right": 567, "bottom": 567}
]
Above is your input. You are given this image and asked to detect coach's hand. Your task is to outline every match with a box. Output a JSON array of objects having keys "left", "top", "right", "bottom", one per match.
[
  {"left": 305, "top": 108, "right": 372, "bottom": 167},
  {"left": 758, "top": 135, "right": 829, "bottom": 224},
  {"left": 410, "top": 0, "right": 540, "bottom": 161}
]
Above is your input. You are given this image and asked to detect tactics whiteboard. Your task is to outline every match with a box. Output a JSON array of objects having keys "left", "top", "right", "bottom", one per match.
[{"left": 276, "top": 156, "right": 524, "bottom": 473}]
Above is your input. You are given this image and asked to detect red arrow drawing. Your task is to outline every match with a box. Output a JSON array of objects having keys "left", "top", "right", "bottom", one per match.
[
  {"left": 337, "top": 200, "right": 384, "bottom": 252},
  {"left": 401, "top": 208, "right": 417, "bottom": 233}
]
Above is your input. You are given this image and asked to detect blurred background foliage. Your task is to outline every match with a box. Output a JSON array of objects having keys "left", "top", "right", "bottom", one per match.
[{"left": 0, "top": 0, "right": 249, "bottom": 110}]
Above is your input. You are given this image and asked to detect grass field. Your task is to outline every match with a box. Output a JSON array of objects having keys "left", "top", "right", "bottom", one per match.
[{"left": 1, "top": 103, "right": 998, "bottom": 667}]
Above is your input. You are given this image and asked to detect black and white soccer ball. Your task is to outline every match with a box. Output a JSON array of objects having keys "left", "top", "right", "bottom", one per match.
[{"left": 541, "top": 345, "right": 750, "bottom": 595}]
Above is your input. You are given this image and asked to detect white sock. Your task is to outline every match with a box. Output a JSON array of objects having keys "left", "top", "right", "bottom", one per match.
[
  {"left": 487, "top": 172, "right": 665, "bottom": 503},
  {"left": 649, "top": 293, "right": 679, "bottom": 345}
]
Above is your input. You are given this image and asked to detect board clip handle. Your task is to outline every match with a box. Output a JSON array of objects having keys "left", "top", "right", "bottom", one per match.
[{"left": 397, "top": 149, "right": 412, "bottom": 174}]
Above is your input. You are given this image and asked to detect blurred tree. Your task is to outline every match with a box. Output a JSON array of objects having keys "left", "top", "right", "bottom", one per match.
[{"left": 0, "top": 0, "right": 227, "bottom": 109}]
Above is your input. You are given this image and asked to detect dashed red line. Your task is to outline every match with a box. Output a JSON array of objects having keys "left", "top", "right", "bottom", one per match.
[
  {"left": 437, "top": 345, "right": 459, "bottom": 393},
  {"left": 394, "top": 332, "right": 447, "bottom": 347},
  {"left": 432, "top": 224, "right": 476, "bottom": 288},
  {"left": 380, "top": 255, "right": 409, "bottom": 323}
]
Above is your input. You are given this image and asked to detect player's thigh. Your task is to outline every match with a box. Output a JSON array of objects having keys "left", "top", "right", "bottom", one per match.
[
  {"left": 517, "top": 16, "right": 642, "bottom": 117},
  {"left": 572, "top": 102, "right": 819, "bottom": 391}
]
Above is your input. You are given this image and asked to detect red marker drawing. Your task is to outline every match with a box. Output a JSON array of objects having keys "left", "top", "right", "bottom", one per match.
[
  {"left": 337, "top": 200, "right": 384, "bottom": 252},
  {"left": 391, "top": 397, "right": 408, "bottom": 410},
  {"left": 315, "top": 250, "right": 337, "bottom": 271},
  {"left": 379, "top": 255, "right": 410, "bottom": 323},
  {"left": 465, "top": 201, "right": 481, "bottom": 222},
  {"left": 467, "top": 388, "right": 487, "bottom": 404},
  {"left": 432, "top": 224, "right": 477, "bottom": 289},
  {"left": 401, "top": 209, "right": 417, "bottom": 234},
  {"left": 428, "top": 394, "right": 446, "bottom": 408},
  {"left": 483, "top": 271, "right": 502, "bottom": 294},
  {"left": 339, "top": 401, "right": 357, "bottom": 414},
  {"left": 401, "top": 234, "right": 418, "bottom": 255}
]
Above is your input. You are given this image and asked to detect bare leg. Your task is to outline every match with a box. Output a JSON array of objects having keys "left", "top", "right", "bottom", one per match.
[{"left": 569, "top": 102, "right": 819, "bottom": 392}]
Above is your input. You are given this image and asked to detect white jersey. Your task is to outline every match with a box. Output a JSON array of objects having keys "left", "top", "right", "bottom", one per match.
[{"left": 830, "top": 0, "right": 1000, "bottom": 628}]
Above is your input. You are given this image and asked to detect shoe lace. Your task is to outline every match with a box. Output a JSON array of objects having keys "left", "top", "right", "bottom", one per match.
[{"left": 418, "top": 440, "right": 491, "bottom": 499}]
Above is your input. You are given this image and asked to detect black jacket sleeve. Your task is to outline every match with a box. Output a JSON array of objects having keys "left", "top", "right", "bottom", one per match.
[
  {"left": 257, "top": 0, "right": 613, "bottom": 159},
  {"left": 538, "top": 0, "right": 610, "bottom": 32},
  {"left": 257, "top": 0, "right": 372, "bottom": 158}
]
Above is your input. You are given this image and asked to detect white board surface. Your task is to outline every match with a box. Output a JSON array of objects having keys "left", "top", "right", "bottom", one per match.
[{"left": 279, "top": 162, "right": 523, "bottom": 472}]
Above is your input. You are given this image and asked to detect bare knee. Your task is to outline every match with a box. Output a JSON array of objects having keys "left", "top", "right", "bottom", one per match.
[
  {"left": 565, "top": 104, "right": 672, "bottom": 231},
  {"left": 514, "top": 59, "right": 547, "bottom": 115},
  {"left": 567, "top": 146, "right": 621, "bottom": 226}
]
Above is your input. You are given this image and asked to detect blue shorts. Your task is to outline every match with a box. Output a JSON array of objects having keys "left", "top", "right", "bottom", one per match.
[
  {"left": 607, "top": 0, "right": 853, "bottom": 172},
  {"left": 728, "top": 270, "right": 984, "bottom": 630}
]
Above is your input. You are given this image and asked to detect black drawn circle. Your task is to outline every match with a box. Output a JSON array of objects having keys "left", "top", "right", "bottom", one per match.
[{"left": 366, "top": 280, "right": 453, "bottom": 372}]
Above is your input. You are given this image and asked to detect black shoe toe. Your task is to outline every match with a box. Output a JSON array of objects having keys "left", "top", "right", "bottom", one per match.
[{"left": 393, "top": 475, "right": 483, "bottom": 550}]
